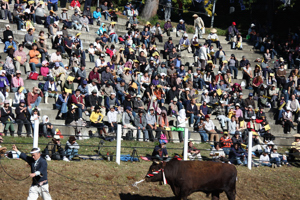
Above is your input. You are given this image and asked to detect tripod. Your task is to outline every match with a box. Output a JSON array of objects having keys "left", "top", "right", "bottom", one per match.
[{"left": 131, "top": 148, "right": 140, "bottom": 162}]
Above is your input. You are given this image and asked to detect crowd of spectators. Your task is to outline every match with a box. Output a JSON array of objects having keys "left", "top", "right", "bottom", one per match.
[{"left": 0, "top": 1, "right": 299, "bottom": 165}]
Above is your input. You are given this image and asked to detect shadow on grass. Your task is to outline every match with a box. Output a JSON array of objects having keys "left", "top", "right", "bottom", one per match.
[{"left": 119, "top": 193, "right": 175, "bottom": 200}]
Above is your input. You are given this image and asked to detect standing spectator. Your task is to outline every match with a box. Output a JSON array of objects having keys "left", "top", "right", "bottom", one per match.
[
  {"left": 65, "top": 136, "right": 80, "bottom": 160},
  {"left": 15, "top": 100, "right": 32, "bottom": 137},
  {"left": 198, "top": 43, "right": 208, "bottom": 70},
  {"left": 193, "top": 14, "right": 204, "bottom": 39},
  {"left": 164, "top": 0, "right": 172, "bottom": 21}
]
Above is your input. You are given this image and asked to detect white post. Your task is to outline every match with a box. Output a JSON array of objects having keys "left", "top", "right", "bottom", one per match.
[
  {"left": 33, "top": 119, "right": 39, "bottom": 148},
  {"left": 183, "top": 128, "right": 189, "bottom": 161},
  {"left": 247, "top": 131, "right": 253, "bottom": 170},
  {"left": 210, "top": 0, "right": 217, "bottom": 28},
  {"left": 116, "top": 124, "right": 121, "bottom": 165}
]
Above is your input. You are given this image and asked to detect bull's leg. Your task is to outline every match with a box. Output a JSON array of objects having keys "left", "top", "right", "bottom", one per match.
[
  {"left": 211, "top": 192, "right": 220, "bottom": 200},
  {"left": 225, "top": 190, "right": 236, "bottom": 200}
]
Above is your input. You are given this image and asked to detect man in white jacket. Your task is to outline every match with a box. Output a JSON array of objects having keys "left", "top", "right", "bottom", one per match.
[
  {"left": 287, "top": 94, "right": 300, "bottom": 122},
  {"left": 193, "top": 14, "right": 204, "bottom": 39}
]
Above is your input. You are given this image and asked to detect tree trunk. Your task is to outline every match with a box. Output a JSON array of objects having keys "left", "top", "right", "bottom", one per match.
[{"left": 141, "top": 0, "right": 159, "bottom": 20}]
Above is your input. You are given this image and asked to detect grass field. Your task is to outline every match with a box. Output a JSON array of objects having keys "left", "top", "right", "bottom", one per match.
[{"left": 0, "top": 137, "right": 300, "bottom": 200}]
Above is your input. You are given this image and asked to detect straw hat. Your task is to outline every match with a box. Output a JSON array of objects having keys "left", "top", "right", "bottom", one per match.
[
  {"left": 193, "top": 14, "right": 198, "bottom": 17},
  {"left": 293, "top": 133, "right": 300, "bottom": 138},
  {"left": 62, "top": 8, "right": 68, "bottom": 11},
  {"left": 210, "top": 28, "right": 217, "bottom": 33},
  {"left": 39, "top": 36, "right": 45, "bottom": 40}
]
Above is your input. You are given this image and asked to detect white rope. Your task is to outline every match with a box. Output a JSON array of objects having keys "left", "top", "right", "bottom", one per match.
[{"left": 132, "top": 179, "right": 145, "bottom": 191}]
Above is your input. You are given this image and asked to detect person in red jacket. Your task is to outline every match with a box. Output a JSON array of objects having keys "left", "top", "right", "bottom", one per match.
[
  {"left": 70, "top": 0, "right": 81, "bottom": 12},
  {"left": 70, "top": 89, "right": 86, "bottom": 119},
  {"left": 27, "top": 87, "right": 43, "bottom": 115},
  {"left": 219, "top": 132, "right": 233, "bottom": 155}
]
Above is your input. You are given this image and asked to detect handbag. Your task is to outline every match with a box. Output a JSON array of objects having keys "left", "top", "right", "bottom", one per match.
[{"left": 28, "top": 72, "right": 39, "bottom": 80}]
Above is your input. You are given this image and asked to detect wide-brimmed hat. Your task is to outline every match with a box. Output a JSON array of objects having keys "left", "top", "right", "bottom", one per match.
[
  {"left": 193, "top": 14, "right": 198, "bottom": 17},
  {"left": 62, "top": 8, "right": 68, "bottom": 11},
  {"left": 210, "top": 28, "right": 217, "bottom": 33}
]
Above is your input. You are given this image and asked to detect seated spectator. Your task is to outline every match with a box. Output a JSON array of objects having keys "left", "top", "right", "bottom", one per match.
[
  {"left": 107, "top": 106, "right": 119, "bottom": 133},
  {"left": 228, "top": 22, "right": 239, "bottom": 42},
  {"left": 270, "top": 145, "right": 290, "bottom": 167},
  {"left": 197, "top": 117, "right": 208, "bottom": 142},
  {"left": 185, "top": 140, "right": 202, "bottom": 161},
  {"left": 71, "top": 89, "right": 87, "bottom": 119},
  {"left": 90, "top": 105, "right": 107, "bottom": 137},
  {"left": 48, "top": 0, "right": 58, "bottom": 11},
  {"left": 122, "top": 106, "right": 137, "bottom": 139},
  {"left": 259, "top": 149, "right": 272, "bottom": 167},
  {"left": 93, "top": 7, "right": 102, "bottom": 26},
  {"left": 43, "top": 135, "right": 69, "bottom": 162},
  {"left": 164, "top": 19, "right": 172, "bottom": 36},
  {"left": 24, "top": 28, "right": 34, "bottom": 49},
  {"left": 29, "top": 43, "right": 42, "bottom": 73},
  {"left": 134, "top": 110, "right": 149, "bottom": 142},
  {"left": 108, "top": 22, "right": 119, "bottom": 44},
  {"left": 4, "top": 36, "right": 17, "bottom": 54},
  {"left": 150, "top": 22, "right": 163, "bottom": 43},
  {"left": 158, "top": 110, "right": 172, "bottom": 142},
  {"left": 13, "top": 87, "right": 25, "bottom": 107},
  {"left": 219, "top": 132, "right": 233, "bottom": 155},
  {"left": 35, "top": 2, "right": 46, "bottom": 25},
  {"left": 178, "top": 34, "right": 191, "bottom": 53},
  {"left": 65, "top": 136, "right": 80, "bottom": 160},
  {"left": 1, "top": 100, "right": 15, "bottom": 137},
  {"left": 3, "top": 24, "right": 13, "bottom": 43},
  {"left": 11, "top": 70, "right": 26, "bottom": 93},
  {"left": 290, "top": 134, "right": 300, "bottom": 160},
  {"left": 232, "top": 33, "right": 243, "bottom": 50},
  {"left": 282, "top": 107, "right": 296, "bottom": 134},
  {"left": 229, "top": 143, "right": 247, "bottom": 166},
  {"left": 152, "top": 140, "right": 169, "bottom": 161},
  {"left": 43, "top": 77, "right": 58, "bottom": 104},
  {"left": 16, "top": 100, "right": 31, "bottom": 137},
  {"left": 186, "top": 98, "right": 200, "bottom": 127},
  {"left": 71, "top": 10, "right": 82, "bottom": 30},
  {"left": 13, "top": 44, "right": 30, "bottom": 74},
  {"left": 176, "top": 19, "right": 186, "bottom": 37},
  {"left": 70, "top": 0, "right": 81, "bottom": 12},
  {"left": 41, "top": 115, "right": 55, "bottom": 138},
  {"left": 12, "top": 5, "right": 25, "bottom": 30},
  {"left": 80, "top": 14, "right": 89, "bottom": 32},
  {"left": 101, "top": 1, "right": 111, "bottom": 20},
  {"left": 60, "top": 8, "right": 72, "bottom": 28},
  {"left": 204, "top": 115, "right": 219, "bottom": 143},
  {"left": 231, "top": 131, "right": 243, "bottom": 144},
  {"left": 207, "top": 28, "right": 220, "bottom": 48},
  {"left": 210, "top": 142, "right": 228, "bottom": 163}
]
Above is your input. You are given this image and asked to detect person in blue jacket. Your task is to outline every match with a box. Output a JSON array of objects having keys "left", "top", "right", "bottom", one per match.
[
  {"left": 229, "top": 143, "right": 248, "bottom": 166},
  {"left": 12, "top": 145, "right": 52, "bottom": 200},
  {"left": 4, "top": 35, "right": 17, "bottom": 53},
  {"left": 93, "top": 7, "right": 102, "bottom": 26}
]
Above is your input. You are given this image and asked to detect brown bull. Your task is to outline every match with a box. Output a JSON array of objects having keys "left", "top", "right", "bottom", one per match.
[{"left": 145, "top": 158, "right": 237, "bottom": 200}]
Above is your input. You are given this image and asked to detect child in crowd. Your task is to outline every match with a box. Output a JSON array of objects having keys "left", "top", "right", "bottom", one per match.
[{"left": 88, "top": 43, "right": 95, "bottom": 62}]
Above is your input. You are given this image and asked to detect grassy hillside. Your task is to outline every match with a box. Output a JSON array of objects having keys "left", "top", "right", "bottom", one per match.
[{"left": 0, "top": 137, "right": 299, "bottom": 200}]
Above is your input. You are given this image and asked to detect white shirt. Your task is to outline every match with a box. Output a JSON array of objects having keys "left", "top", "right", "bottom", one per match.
[
  {"left": 259, "top": 154, "right": 270, "bottom": 162},
  {"left": 107, "top": 110, "right": 119, "bottom": 123},
  {"left": 87, "top": 83, "right": 98, "bottom": 95},
  {"left": 88, "top": 47, "right": 95, "bottom": 54},
  {"left": 199, "top": 46, "right": 207, "bottom": 60},
  {"left": 13, "top": 92, "right": 25, "bottom": 104},
  {"left": 93, "top": 42, "right": 102, "bottom": 51},
  {"left": 141, "top": 76, "right": 150, "bottom": 85},
  {"left": 204, "top": 120, "right": 215, "bottom": 131},
  {"left": 50, "top": 53, "right": 62, "bottom": 62},
  {"left": 210, "top": 149, "right": 225, "bottom": 159}
]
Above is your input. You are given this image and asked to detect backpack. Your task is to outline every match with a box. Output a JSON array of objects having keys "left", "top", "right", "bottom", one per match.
[
  {"left": 28, "top": 72, "right": 39, "bottom": 80},
  {"left": 38, "top": 83, "right": 45, "bottom": 91}
]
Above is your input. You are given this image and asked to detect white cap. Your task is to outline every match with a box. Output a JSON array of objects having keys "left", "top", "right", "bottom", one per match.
[
  {"left": 193, "top": 72, "right": 198, "bottom": 76},
  {"left": 218, "top": 71, "right": 221, "bottom": 74},
  {"left": 173, "top": 97, "right": 178, "bottom": 101},
  {"left": 235, "top": 103, "right": 240, "bottom": 107},
  {"left": 136, "top": 95, "right": 142, "bottom": 98},
  {"left": 220, "top": 101, "right": 225, "bottom": 104},
  {"left": 204, "top": 89, "right": 208, "bottom": 93},
  {"left": 251, "top": 23, "right": 255, "bottom": 28},
  {"left": 179, "top": 19, "right": 184, "bottom": 23},
  {"left": 5, "top": 24, "right": 10, "bottom": 28},
  {"left": 160, "top": 73, "right": 166, "bottom": 76},
  {"left": 185, "top": 88, "right": 190, "bottom": 91},
  {"left": 251, "top": 116, "right": 256, "bottom": 119},
  {"left": 286, "top": 107, "right": 291, "bottom": 110},
  {"left": 183, "top": 33, "right": 188, "bottom": 38},
  {"left": 111, "top": 92, "right": 116, "bottom": 95},
  {"left": 54, "top": 135, "right": 60, "bottom": 140}
]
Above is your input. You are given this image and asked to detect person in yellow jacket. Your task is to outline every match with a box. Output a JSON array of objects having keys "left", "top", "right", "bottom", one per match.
[{"left": 90, "top": 105, "right": 107, "bottom": 137}]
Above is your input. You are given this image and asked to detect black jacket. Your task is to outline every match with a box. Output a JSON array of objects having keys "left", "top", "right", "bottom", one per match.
[
  {"left": 3, "top": 30, "right": 13, "bottom": 43},
  {"left": 0, "top": 107, "right": 14, "bottom": 122},
  {"left": 20, "top": 153, "right": 48, "bottom": 186},
  {"left": 65, "top": 110, "right": 78, "bottom": 125}
]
